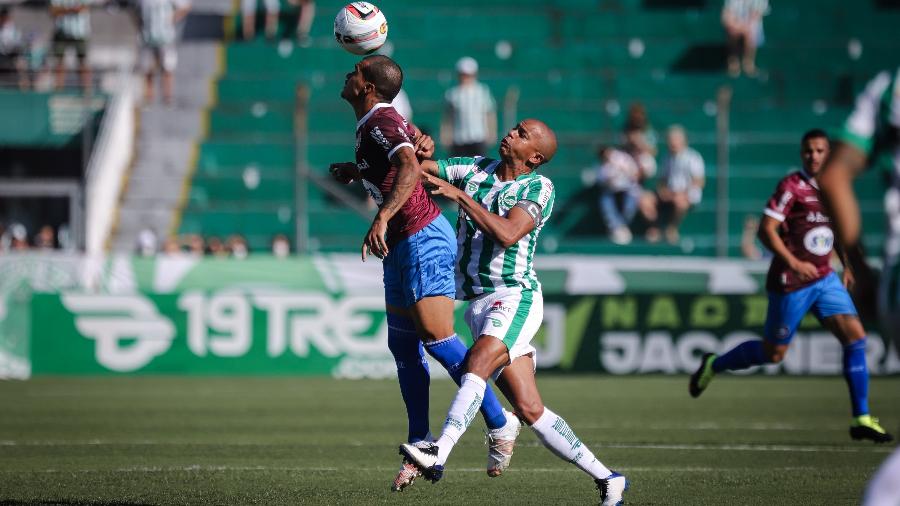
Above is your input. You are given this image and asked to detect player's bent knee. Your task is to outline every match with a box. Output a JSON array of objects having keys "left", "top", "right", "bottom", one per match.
[{"left": 514, "top": 400, "right": 545, "bottom": 425}]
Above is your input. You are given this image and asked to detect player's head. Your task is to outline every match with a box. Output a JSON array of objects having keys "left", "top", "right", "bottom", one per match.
[
  {"left": 499, "top": 119, "right": 558, "bottom": 169},
  {"left": 800, "top": 128, "right": 830, "bottom": 175},
  {"left": 666, "top": 124, "right": 688, "bottom": 153},
  {"left": 340, "top": 55, "right": 403, "bottom": 104}
]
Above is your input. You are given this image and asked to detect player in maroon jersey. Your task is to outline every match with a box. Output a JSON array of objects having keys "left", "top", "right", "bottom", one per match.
[
  {"left": 689, "top": 129, "right": 892, "bottom": 442},
  {"left": 327, "top": 55, "right": 519, "bottom": 491}
]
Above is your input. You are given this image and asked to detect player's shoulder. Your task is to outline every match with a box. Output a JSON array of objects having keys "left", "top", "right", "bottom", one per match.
[
  {"left": 367, "top": 105, "right": 407, "bottom": 128},
  {"left": 775, "top": 171, "right": 804, "bottom": 189}
]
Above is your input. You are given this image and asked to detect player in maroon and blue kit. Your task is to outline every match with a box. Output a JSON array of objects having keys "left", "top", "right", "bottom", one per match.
[
  {"left": 327, "top": 55, "right": 519, "bottom": 491},
  {"left": 689, "top": 129, "right": 892, "bottom": 443}
]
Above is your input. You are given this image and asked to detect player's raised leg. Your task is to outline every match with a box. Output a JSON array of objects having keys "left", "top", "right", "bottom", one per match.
[
  {"left": 690, "top": 282, "right": 812, "bottom": 397},
  {"left": 496, "top": 356, "right": 628, "bottom": 506}
]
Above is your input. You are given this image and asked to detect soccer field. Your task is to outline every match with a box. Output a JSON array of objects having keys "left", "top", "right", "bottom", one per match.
[{"left": 1, "top": 376, "right": 897, "bottom": 505}]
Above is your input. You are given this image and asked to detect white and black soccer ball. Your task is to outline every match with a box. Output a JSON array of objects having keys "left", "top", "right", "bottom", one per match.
[{"left": 334, "top": 2, "right": 388, "bottom": 55}]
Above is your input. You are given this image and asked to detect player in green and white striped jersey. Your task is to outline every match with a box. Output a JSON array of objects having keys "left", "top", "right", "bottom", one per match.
[
  {"left": 400, "top": 119, "right": 628, "bottom": 506},
  {"left": 49, "top": 0, "right": 92, "bottom": 90},
  {"left": 820, "top": 68, "right": 900, "bottom": 506},
  {"left": 820, "top": 66, "right": 900, "bottom": 349}
]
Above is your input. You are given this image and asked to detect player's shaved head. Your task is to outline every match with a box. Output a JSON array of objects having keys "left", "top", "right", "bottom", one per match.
[
  {"left": 525, "top": 119, "right": 558, "bottom": 166},
  {"left": 360, "top": 55, "right": 403, "bottom": 102}
]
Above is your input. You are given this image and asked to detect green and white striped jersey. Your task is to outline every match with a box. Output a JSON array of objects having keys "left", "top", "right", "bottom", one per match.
[
  {"left": 835, "top": 66, "right": 900, "bottom": 316},
  {"left": 437, "top": 156, "right": 555, "bottom": 298},
  {"left": 51, "top": 0, "right": 91, "bottom": 40},
  {"left": 138, "top": 0, "right": 189, "bottom": 46}
]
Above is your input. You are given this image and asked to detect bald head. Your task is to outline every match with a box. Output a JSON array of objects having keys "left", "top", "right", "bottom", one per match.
[{"left": 525, "top": 119, "right": 557, "bottom": 166}]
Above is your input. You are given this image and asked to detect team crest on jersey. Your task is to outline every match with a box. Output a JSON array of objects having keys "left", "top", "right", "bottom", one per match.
[
  {"left": 370, "top": 127, "right": 392, "bottom": 152},
  {"left": 803, "top": 226, "right": 834, "bottom": 256},
  {"left": 499, "top": 189, "right": 518, "bottom": 209}
]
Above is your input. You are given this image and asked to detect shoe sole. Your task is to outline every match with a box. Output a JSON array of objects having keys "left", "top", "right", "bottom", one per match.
[
  {"left": 398, "top": 446, "right": 442, "bottom": 482},
  {"left": 689, "top": 353, "right": 714, "bottom": 398},
  {"left": 850, "top": 428, "right": 894, "bottom": 443}
]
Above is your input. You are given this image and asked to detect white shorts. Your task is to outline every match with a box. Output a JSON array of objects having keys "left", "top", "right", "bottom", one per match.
[
  {"left": 464, "top": 287, "right": 542, "bottom": 381},
  {"left": 242, "top": 0, "right": 279, "bottom": 14},
  {"left": 140, "top": 45, "right": 177, "bottom": 73}
]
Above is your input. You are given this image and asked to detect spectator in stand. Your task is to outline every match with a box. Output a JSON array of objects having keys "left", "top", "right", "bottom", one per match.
[
  {"left": 441, "top": 56, "right": 497, "bottom": 157},
  {"left": 0, "top": 7, "right": 29, "bottom": 90},
  {"left": 227, "top": 234, "right": 249, "bottom": 259},
  {"left": 136, "top": 227, "right": 158, "bottom": 256},
  {"left": 645, "top": 125, "right": 706, "bottom": 244},
  {"left": 271, "top": 234, "right": 290, "bottom": 258},
  {"left": 135, "top": 0, "right": 190, "bottom": 106},
  {"left": 162, "top": 236, "right": 181, "bottom": 255},
  {"left": 206, "top": 236, "right": 228, "bottom": 257},
  {"left": 186, "top": 234, "right": 204, "bottom": 256},
  {"left": 50, "top": 0, "right": 93, "bottom": 91},
  {"left": 3, "top": 223, "right": 30, "bottom": 251},
  {"left": 242, "top": 0, "right": 279, "bottom": 40},
  {"left": 623, "top": 103, "right": 658, "bottom": 155},
  {"left": 288, "top": 0, "right": 314, "bottom": 46},
  {"left": 593, "top": 145, "right": 641, "bottom": 245},
  {"left": 34, "top": 225, "right": 56, "bottom": 250},
  {"left": 721, "top": 0, "right": 769, "bottom": 77}
]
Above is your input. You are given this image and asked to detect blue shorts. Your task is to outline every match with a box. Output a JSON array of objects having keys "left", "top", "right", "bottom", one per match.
[
  {"left": 383, "top": 215, "right": 456, "bottom": 308},
  {"left": 764, "top": 272, "right": 858, "bottom": 345}
]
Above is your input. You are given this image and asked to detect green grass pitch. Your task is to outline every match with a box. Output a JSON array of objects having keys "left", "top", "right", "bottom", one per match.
[{"left": 1, "top": 376, "right": 897, "bottom": 505}]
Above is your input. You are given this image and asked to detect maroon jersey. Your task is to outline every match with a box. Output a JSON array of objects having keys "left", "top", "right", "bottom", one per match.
[
  {"left": 763, "top": 170, "right": 835, "bottom": 292},
  {"left": 355, "top": 103, "right": 441, "bottom": 246}
]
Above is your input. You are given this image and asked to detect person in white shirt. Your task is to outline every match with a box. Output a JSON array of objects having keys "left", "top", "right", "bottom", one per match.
[
  {"left": 136, "top": 0, "right": 190, "bottom": 105},
  {"left": 646, "top": 125, "right": 705, "bottom": 244},
  {"left": 441, "top": 57, "right": 497, "bottom": 157},
  {"left": 594, "top": 146, "right": 641, "bottom": 245}
]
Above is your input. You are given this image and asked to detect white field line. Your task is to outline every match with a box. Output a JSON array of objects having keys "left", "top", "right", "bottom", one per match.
[
  {"left": 0, "top": 440, "right": 892, "bottom": 454},
  {"left": 0, "top": 465, "right": 821, "bottom": 474}
]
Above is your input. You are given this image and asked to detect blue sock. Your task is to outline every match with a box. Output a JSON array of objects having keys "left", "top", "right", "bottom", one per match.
[
  {"left": 424, "top": 335, "right": 508, "bottom": 430},
  {"left": 386, "top": 314, "right": 431, "bottom": 443},
  {"left": 712, "top": 340, "right": 769, "bottom": 373},
  {"left": 843, "top": 338, "right": 869, "bottom": 417}
]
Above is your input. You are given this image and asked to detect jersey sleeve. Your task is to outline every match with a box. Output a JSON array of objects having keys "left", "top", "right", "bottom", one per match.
[
  {"left": 763, "top": 178, "right": 795, "bottom": 222},
  {"left": 835, "top": 70, "right": 897, "bottom": 156},
  {"left": 436, "top": 157, "right": 479, "bottom": 187},
  {"left": 369, "top": 116, "right": 415, "bottom": 160},
  {"left": 522, "top": 176, "right": 556, "bottom": 223}
]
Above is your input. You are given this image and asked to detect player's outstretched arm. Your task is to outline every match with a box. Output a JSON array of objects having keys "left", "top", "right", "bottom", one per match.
[{"left": 423, "top": 172, "right": 534, "bottom": 248}]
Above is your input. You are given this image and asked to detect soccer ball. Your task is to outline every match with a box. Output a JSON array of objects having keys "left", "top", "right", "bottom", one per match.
[{"left": 334, "top": 2, "right": 388, "bottom": 55}]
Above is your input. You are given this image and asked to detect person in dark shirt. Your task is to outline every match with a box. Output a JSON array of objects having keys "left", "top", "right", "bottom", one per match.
[
  {"left": 689, "top": 129, "right": 892, "bottom": 443},
  {"left": 327, "top": 55, "right": 519, "bottom": 492}
]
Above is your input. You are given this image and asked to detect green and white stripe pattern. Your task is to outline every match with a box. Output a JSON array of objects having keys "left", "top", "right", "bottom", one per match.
[
  {"left": 139, "top": 0, "right": 188, "bottom": 46},
  {"left": 52, "top": 0, "right": 91, "bottom": 40},
  {"left": 837, "top": 67, "right": 900, "bottom": 316},
  {"left": 437, "top": 156, "right": 555, "bottom": 298}
]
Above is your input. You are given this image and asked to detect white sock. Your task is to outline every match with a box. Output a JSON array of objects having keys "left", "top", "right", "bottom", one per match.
[
  {"left": 436, "top": 373, "right": 486, "bottom": 465},
  {"left": 530, "top": 407, "right": 612, "bottom": 480}
]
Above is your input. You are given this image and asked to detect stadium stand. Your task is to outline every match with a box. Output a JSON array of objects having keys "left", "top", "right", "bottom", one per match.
[{"left": 173, "top": 0, "right": 898, "bottom": 256}]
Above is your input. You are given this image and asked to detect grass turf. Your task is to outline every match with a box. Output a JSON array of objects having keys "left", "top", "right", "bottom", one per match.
[{"left": 0, "top": 376, "right": 897, "bottom": 505}]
